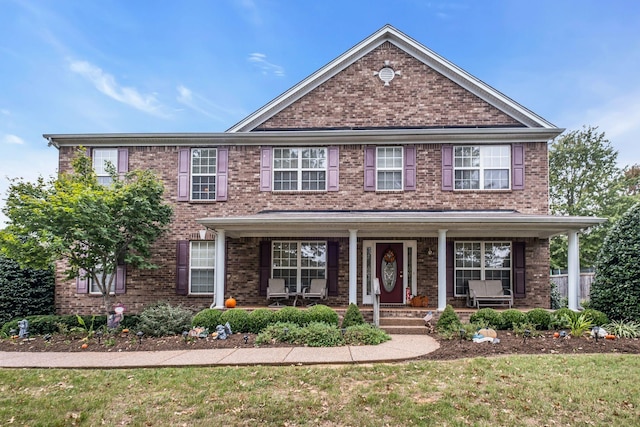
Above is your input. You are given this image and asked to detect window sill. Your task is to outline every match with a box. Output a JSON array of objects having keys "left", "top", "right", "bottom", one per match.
[
  {"left": 271, "top": 191, "right": 328, "bottom": 195},
  {"left": 452, "top": 189, "right": 512, "bottom": 193}
]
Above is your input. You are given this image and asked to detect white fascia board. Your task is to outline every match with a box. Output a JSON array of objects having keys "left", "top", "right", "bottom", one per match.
[
  {"left": 44, "top": 127, "right": 563, "bottom": 148},
  {"left": 227, "top": 25, "right": 557, "bottom": 133}
]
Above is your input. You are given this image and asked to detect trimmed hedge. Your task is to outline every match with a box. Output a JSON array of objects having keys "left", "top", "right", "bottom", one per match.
[
  {"left": 247, "top": 308, "right": 274, "bottom": 333},
  {"left": 469, "top": 308, "right": 502, "bottom": 329},
  {"left": 306, "top": 304, "right": 339, "bottom": 326},
  {"left": 526, "top": 308, "right": 552, "bottom": 330},
  {"left": 192, "top": 308, "right": 224, "bottom": 331},
  {"left": 341, "top": 303, "right": 366, "bottom": 328},
  {"left": 219, "top": 308, "right": 250, "bottom": 333}
]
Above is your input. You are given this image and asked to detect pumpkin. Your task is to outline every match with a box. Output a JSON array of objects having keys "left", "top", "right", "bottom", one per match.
[
  {"left": 225, "top": 297, "right": 237, "bottom": 308},
  {"left": 605, "top": 334, "right": 616, "bottom": 340},
  {"left": 553, "top": 332, "right": 560, "bottom": 338},
  {"left": 81, "top": 343, "right": 88, "bottom": 349},
  {"left": 122, "top": 328, "right": 129, "bottom": 333}
]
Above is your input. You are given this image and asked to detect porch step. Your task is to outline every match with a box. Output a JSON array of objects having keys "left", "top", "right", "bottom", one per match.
[{"left": 379, "top": 316, "right": 429, "bottom": 335}]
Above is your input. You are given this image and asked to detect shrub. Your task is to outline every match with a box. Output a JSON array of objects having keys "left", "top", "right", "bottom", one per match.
[
  {"left": 435, "top": 305, "right": 461, "bottom": 333},
  {"left": 192, "top": 309, "right": 224, "bottom": 331},
  {"left": 136, "top": 302, "right": 193, "bottom": 337},
  {"left": 581, "top": 309, "right": 609, "bottom": 327},
  {"left": 219, "top": 308, "right": 250, "bottom": 333},
  {"left": 247, "top": 308, "right": 274, "bottom": 333},
  {"left": 551, "top": 308, "right": 578, "bottom": 328},
  {"left": 469, "top": 308, "right": 502, "bottom": 329},
  {"left": 255, "top": 322, "right": 300, "bottom": 345},
  {"left": 590, "top": 203, "right": 640, "bottom": 321},
  {"left": 526, "top": 308, "right": 552, "bottom": 330},
  {"left": 274, "top": 306, "right": 309, "bottom": 326},
  {"left": 343, "top": 324, "right": 390, "bottom": 345},
  {"left": 0, "top": 256, "right": 55, "bottom": 325},
  {"left": 499, "top": 309, "right": 526, "bottom": 330},
  {"left": 512, "top": 321, "right": 542, "bottom": 337},
  {"left": 566, "top": 313, "right": 592, "bottom": 337},
  {"left": 341, "top": 303, "right": 366, "bottom": 328},
  {"left": 603, "top": 320, "right": 640, "bottom": 338},
  {"left": 306, "top": 304, "right": 339, "bottom": 326},
  {"left": 550, "top": 281, "right": 567, "bottom": 309},
  {"left": 296, "top": 322, "right": 345, "bottom": 347}
]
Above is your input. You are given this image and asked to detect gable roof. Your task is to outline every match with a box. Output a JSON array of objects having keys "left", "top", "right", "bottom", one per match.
[{"left": 227, "top": 24, "right": 557, "bottom": 133}]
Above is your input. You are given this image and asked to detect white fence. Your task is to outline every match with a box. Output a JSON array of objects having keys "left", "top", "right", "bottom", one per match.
[{"left": 550, "top": 273, "right": 595, "bottom": 301}]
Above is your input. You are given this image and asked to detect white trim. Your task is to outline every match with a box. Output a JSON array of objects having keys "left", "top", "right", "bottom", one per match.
[
  {"left": 376, "top": 146, "right": 404, "bottom": 191},
  {"left": 453, "top": 241, "right": 512, "bottom": 297},
  {"left": 437, "top": 229, "right": 448, "bottom": 311},
  {"left": 189, "top": 240, "right": 215, "bottom": 295},
  {"left": 272, "top": 147, "right": 327, "bottom": 191}
]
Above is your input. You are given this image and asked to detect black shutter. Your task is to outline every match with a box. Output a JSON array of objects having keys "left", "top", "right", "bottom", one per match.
[
  {"left": 176, "top": 240, "right": 189, "bottom": 295},
  {"left": 327, "top": 241, "right": 339, "bottom": 296},
  {"left": 513, "top": 241, "right": 526, "bottom": 298},
  {"left": 258, "top": 241, "right": 271, "bottom": 296},
  {"left": 446, "top": 242, "right": 454, "bottom": 297}
]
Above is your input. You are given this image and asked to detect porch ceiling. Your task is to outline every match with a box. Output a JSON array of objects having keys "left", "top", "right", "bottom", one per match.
[{"left": 197, "top": 211, "right": 606, "bottom": 239}]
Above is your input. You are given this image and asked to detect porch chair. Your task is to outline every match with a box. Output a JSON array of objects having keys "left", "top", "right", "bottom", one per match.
[
  {"left": 267, "top": 278, "right": 290, "bottom": 307},
  {"left": 302, "top": 278, "right": 327, "bottom": 306}
]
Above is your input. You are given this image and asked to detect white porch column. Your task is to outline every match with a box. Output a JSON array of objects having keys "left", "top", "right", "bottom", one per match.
[
  {"left": 567, "top": 230, "right": 580, "bottom": 311},
  {"left": 349, "top": 229, "right": 358, "bottom": 305},
  {"left": 214, "top": 229, "right": 226, "bottom": 309},
  {"left": 437, "top": 229, "right": 448, "bottom": 312}
]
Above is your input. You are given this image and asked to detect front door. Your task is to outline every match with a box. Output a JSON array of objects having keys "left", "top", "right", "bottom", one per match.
[{"left": 377, "top": 243, "right": 404, "bottom": 304}]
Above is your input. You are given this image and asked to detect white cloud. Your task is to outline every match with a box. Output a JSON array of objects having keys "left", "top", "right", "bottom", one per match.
[
  {"left": 176, "top": 84, "right": 244, "bottom": 122},
  {"left": 248, "top": 53, "right": 285, "bottom": 77},
  {"left": 1, "top": 134, "right": 24, "bottom": 144},
  {"left": 1, "top": 109, "right": 10, "bottom": 116},
  {"left": 69, "top": 59, "right": 170, "bottom": 118}
]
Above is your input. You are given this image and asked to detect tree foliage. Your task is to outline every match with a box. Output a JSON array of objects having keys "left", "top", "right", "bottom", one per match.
[
  {"left": 549, "top": 126, "right": 640, "bottom": 268},
  {"left": 590, "top": 203, "right": 640, "bottom": 321},
  {"left": 0, "top": 255, "right": 55, "bottom": 325},
  {"left": 0, "top": 148, "right": 173, "bottom": 314}
]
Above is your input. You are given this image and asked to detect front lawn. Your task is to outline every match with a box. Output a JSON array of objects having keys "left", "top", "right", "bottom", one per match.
[{"left": 1, "top": 354, "right": 638, "bottom": 426}]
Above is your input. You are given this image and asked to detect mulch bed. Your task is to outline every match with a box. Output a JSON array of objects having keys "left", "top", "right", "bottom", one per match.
[{"left": 2, "top": 330, "right": 639, "bottom": 360}]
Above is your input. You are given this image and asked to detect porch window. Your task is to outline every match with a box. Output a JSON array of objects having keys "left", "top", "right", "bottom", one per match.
[
  {"left": 273, "top": 148, "right": 327, "bottom": 191},
  {"left": 272, "top": 241, "right": 327, "bottom": 293},
  {"left": 376, "top": 146, "right": 403, "bottom": 190},
  {"left": 454, "top": 146, "right": 510, "bottom": 190},
  {"left": 190, "top": 241, "right": 215, "bottom": 294},
  {"left": 191, "top": 148, "right": 217, "bottom": 200},
  {"left": 92, "top": 148, "right": 118, "bottom": 185},
  {"left": 454, "top": 242, "right": 511, "bottom": 296}
]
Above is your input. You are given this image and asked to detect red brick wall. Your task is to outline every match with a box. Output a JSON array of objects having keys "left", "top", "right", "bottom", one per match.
[
  {"left": 55, "top": 141, "right": 550, "bottom": 314},
  {"left": 256, "top": 42, "right": 525, "bottom": 130}
]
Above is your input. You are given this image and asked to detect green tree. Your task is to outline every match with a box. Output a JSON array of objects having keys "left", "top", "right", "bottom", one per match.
[
  {"left": 549, "top": 126, "right": 639, "bottom": 269},
  {"left": 590, "top": 202, "right": 640, "bottom": 321},
  {"left": 0, "top": 148, "right": 173, "bottom": 314},
  {"left": 0, "top": 255, "right": 55, "bottom": 324}
]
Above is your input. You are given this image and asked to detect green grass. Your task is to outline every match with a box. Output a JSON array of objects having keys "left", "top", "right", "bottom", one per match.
[{"left": 1, "top": 354, "right": 639, "bottom": 426}]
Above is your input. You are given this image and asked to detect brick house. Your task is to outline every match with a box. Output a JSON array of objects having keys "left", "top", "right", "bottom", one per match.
[{"left": 46, "top": 25, "right": 602, "bottom": 315}]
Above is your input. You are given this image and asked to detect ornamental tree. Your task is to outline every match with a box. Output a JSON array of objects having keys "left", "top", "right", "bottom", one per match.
[
  {"left": 0, "top": 148, "right": 173, "bottom": 315},
  {"left": 590, "top": 203, "right": 640, "bottom": 321}
]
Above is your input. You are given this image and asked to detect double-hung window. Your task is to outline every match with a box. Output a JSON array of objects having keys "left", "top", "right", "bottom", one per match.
[
  {"left": 93, "top": 148, "right": 118, "bottom": 185},
  {"left": 272, "top": 241, "right": 327, "bottom": 293},
  {"left": 89, "top": 268, "right": 114, "bottom": 295},
  {"left": 190, "top": 241, "right": 215, "bottom": 294},
  {"left": 377, "top": 147, "right": 403, "bottom": 190},
  {"left": 454, "top": 242, "right": 512, "bottom": 296},
  {"left": 273, "top": 148, "right": 327, "bottom": 191},
  {"left": 454, "top": 146, "right": 510, "bottom": 190},
  {"left": 191, "top": 149, "right": 217, "bottom": 200}
]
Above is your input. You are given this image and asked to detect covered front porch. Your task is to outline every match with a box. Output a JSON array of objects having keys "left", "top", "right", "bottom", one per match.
[{"left": 199, "top": 210, "right": 604, "bottom": 312}]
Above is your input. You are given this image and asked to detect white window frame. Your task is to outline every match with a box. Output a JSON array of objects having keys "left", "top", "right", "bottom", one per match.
[
  {"left": 376, "top": 146, "right": 403, "bottom": 191},
  {"left": 92, "top": 148, "right": 118, "bottom": 186},
  {"left": 191, "top": 148, "right": 217, "bottom": 200},
  {"left": 272, "top": 147, "right": 327, "bottom": 191},
  {"left": 271, "top": 241, "right": 327, "bottom": 293},
  {"left": 189, "top": 241, "right": 215, "bottom": 294},
  {"left": 454, "top": 241, "right": 512, "bottom": 297},
  {"left": 454, "top": 145, "right": 511, "bottom": 190}
]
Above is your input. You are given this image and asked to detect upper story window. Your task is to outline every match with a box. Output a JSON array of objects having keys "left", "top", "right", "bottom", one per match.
[
  {"left": 376, "top": 147, "right": 403, "bottom": 190},
  {"left": 454, "top": 146, "right": 510, "bottom": 190},
  {"left": 92, "top": 148, "right": 118, "bottom": 185},
  {"left": 273, "top": 148, "right": 327, "bottom": 191},
  {"left": 191, "top": 148, "right": 217, "bottom": 200}
]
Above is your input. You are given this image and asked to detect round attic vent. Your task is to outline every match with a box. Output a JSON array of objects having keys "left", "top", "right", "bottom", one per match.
[{"left": 378, "top": 67, "right": 396, "bottom": 85}]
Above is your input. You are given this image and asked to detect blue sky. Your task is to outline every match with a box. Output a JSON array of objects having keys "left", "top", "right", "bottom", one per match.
[{"left": 1, "top": 0, "right": 640, "bottom": 225}]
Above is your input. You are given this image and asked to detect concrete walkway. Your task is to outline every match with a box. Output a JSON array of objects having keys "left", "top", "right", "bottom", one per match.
[{"left": 0, "top": 335, "right": 439, "bottom": 369}]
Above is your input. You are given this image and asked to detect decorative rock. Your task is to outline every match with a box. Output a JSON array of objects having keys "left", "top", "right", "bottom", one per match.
[{"left": 478, "top": 328, "right": 498, "bottom": 338}]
